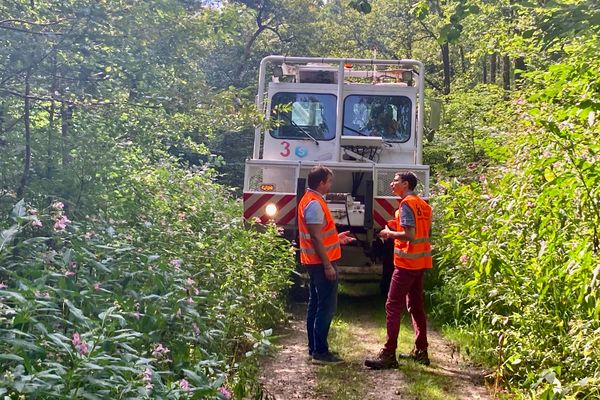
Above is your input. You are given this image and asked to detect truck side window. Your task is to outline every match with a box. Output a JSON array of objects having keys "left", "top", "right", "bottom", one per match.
[
  {"left": 270, "top": 92, "right": 337, "bottom": 141},
  {"left": 343, "top": 95, "right": 412, "bottom": 143}
]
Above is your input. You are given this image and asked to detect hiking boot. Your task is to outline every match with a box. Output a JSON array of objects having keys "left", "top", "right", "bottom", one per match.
[
  {"left": 398, "top": 348, "right": 430, "bottom": 366},
  {"left": 364, "top": 350, "right": 399, "bottom": 370},
  {"left": 312, "top": 352, "right": 344, "bottom": 365}
]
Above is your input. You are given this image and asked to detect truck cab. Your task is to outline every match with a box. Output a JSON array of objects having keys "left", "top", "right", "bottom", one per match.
[{"left": 243, "top": 56, "right": 432, "bottom": 286}]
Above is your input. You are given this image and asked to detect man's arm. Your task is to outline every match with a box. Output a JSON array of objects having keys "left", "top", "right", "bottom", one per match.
[
  {"left": 386, "top": 226, "right": 415, "bottom": 241},
  {"left": 306, "top": 223, "right": 336, "bottom": 280},
  {"left": 379, "top": 202, "right": 416, "bottom": 241}
]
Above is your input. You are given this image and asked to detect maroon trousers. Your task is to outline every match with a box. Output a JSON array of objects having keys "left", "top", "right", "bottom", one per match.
[{"left": 383, "top": 267, "right": 428, "bottom": 354}]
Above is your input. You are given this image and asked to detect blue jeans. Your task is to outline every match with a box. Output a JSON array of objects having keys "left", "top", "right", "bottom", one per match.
[{"left": 306, "top": 263, "right": 338, "bottom": 356}]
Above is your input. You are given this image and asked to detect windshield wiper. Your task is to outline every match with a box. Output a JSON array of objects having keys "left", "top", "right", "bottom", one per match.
[{"left": 280, "top": 114, "right": 319, "bottom": 146}]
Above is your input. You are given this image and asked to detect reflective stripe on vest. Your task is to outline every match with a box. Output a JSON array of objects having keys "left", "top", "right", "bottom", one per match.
[
  {"left": 393, "top": 195, "right": 432, "bottom": 270},
  {"left": 297, "top": 191, "right": 341, "bottom": 265}
]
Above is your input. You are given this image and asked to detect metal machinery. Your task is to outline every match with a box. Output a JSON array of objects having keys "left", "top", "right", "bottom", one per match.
[{"left": 243, "top": 56, "right": 434, "bottom": 284}]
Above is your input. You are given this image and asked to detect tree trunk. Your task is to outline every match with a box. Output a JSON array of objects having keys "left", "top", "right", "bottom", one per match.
[
  {"left": 47, "top": 56, "right": 58, "bottom": 178},
  {"left": 490, "top": 52, "right": 497, "bottom": 83},
  {"left": 483, "top": 54, "right": 488, "bottom": 84},
  {"left": 235, "top": 25, "right": 266, "bottom": 86},
  {"left": 459, "top": 45, "right": 466, "bottom": 73},
  {"left": 17, "top": 69, "right": 32, "bottom": 198},
  {"left": 441, "top": 42, "right": 451, "bottom": 94},
  {"left": 503, "top": 54, "right": 511, "bottom": 90},
  {"left": 60, "top": 102, "right": 72, "bottom": 166},
  {"left": 514, "top": 56, "right": 526, "bottom": 86}
]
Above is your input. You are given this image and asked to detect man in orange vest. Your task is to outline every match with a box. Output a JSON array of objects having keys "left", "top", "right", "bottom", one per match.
[
  {"left": 364, "top": 171, "right": 432, "bottom": 369},
  {"left": 298, "top": 165, "right": 355, "bottom": 365}
]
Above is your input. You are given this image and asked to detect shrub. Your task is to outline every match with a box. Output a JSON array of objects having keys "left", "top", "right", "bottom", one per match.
[{"left": 0, "top": 156, "right": 294, "bottom": 399}]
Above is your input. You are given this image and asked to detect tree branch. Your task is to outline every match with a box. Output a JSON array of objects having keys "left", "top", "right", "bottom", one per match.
[
  {"left": 418, "top": 19, "right": 438, "bottom": 41},
  {"left": 0, "top": 89, "right": 162, "bottom": 109},
  {"left": 0, "top": 24, "right": 64, "bottom": 36},
  {"left": 0, "top": 18, "right": 66, "bottom": 26}
]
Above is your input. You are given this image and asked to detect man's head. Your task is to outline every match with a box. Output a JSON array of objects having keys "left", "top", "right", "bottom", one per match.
[
  {"left": 308, "top": 165, "right": 333, "bottom": 194},
  {"left": 390, "top": 171, "right": 418, "bottom": 197}
]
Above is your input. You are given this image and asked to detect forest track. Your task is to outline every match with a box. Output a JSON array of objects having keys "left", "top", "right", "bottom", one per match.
[{"left": 259, "top": 285, "right": 490, "bottom": 400}]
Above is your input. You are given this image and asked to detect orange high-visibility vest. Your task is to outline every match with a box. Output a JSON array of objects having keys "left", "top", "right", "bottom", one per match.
[
  {"left": 298, "top": 191, "right": 341, "bottom": 265},
  {"left": 393, "top": 195, "right": 432, "bottom": 270}
]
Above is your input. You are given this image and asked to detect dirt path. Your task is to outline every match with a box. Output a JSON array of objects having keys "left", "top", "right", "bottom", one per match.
[{"left": 259, "top": 289, "right": 490, "bottom": 400}]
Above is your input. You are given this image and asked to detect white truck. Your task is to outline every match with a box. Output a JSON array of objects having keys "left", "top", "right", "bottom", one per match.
[{"left": 243, "top": 56, "right": 439, "bottom": 293}]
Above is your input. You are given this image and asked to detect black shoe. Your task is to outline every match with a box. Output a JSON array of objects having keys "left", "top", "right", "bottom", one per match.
[
  {"left": 398, "top": 348, "right": 430, "bottom": 366},
  {"left": 364, "top": 350, "right": 399, "bottom": 370},
  {"left": 312, "top": 352, "right": 344, "bottom": 365}
]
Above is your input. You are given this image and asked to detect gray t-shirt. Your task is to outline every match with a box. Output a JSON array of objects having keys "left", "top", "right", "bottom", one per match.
[{"left": 304, "top": 189, "right": 325, "bottom": 225}]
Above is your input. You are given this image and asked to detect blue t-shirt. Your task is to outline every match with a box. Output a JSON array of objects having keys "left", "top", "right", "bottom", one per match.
[{"left": 400, "top": 192, "right": 416, "bottom": 228}]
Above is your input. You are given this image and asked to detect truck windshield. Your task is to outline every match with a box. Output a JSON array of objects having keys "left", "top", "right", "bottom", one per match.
[
  {"left": 270, "top": 92, "right": 337, "bottom": 141},
  {"left": 343, "top": 95, "right": 412, "bottom": 143}
]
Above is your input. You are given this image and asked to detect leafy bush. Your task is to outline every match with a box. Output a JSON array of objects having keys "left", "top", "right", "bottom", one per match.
[
  {"left": 431, "top": 38, "right": 600, "bottom": 398},
  {"left": 0, "top": 154, "right": 294, "bottom": 399}
]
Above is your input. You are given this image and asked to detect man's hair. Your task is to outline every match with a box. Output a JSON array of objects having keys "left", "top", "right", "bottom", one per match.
[
  {"left": 396, "top": 171, "right": 418, "bottom": 191},
  {"left": 307, "top": 165, "right": 333, "bottom": 190}
]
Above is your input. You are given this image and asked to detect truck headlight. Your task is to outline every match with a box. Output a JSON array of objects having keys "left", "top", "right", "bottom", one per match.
[{"left": 265, "top": 203, "right": 278, "bottom": 218}]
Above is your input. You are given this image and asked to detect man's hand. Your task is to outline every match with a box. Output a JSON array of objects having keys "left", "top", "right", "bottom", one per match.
[
  {"left": 338, "top": 231, "right": 356, "bottom": 245},
  {"left": 378, "top": 225, "right": 392, "bottom": 240},
  {"left": 324, "top": 262, "right": 337, "bottom": 281}
]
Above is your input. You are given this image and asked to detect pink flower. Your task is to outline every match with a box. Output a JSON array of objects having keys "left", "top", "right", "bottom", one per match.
[
  {"left": 186, "top": 297, "right": 194, "bottom": 305},
  {"left": 29, "top": 208, "right": 38, "bottom": 215},
  {"left": 53, "top": 201, "right": 65, "bottom": 210},
  {"left": 54, "top": 215, "right": 71, "bottom": 231},
  {"left": 133, "top": 310, "right": 141, "bottom": 320},
  {"left": 93, "top": 282, "right": 101, "bottom": 290},
  {"left": 152, "top": 343, "right": 170, "bottom": 357},
  {"left": 142, "top": 368, "right": 153, "bottom": 383},
  {"left": 459, "top": 255, "right": 469, "bottom": 264},
  {"left": 78, "top": 342, "right": 89, "bottom": 355},
  {"left": 179, "top": 378, "right": 191, "bottom": 391},
  {"left": 0, "top": 282, "right": 7, "bottom": 290},
  {"left": 71, "top": 332, "right": 89, "bottom": 354},
  {"left": 185, "top": 278, "right": 195, "bottom": 288},
  {"left": 218, "top": 386, "right": 232, "bottom": 399},
  {"left": 32, "top": 219, "right": 43, "bottom": 227},
  {"left": 169, "top": 259, "right": 182, "bottom": 268},
  {"left": 72, "top": 332, "right": 81, "bottom": 346},
  {"left": 64, "top": 271, "right": 75, "bottom": 277}
]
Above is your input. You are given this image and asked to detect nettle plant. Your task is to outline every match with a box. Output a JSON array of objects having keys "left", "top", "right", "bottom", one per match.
[{"left": 0, "top": 160, "right": 295, "bottom": 399}]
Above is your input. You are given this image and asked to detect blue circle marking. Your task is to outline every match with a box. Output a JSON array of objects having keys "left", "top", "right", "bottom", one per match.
[{"left": 295, "top": 146, "right": 308, "bottom": 158}]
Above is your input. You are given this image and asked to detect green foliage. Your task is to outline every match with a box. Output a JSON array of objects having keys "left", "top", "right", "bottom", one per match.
[
  {"left": 431, "top": 37, "right": 600, "bottom": 397},
  {"left": 0, "top": 155, "right": 295, "bottom": 398},
  {"left": 424, "top": 84, "right": 510, "bottom": 178}
]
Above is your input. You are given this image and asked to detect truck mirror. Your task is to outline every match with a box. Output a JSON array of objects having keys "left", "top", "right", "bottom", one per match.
[{"left": 428, "top": 100, "right": 443, "bottom": 132}]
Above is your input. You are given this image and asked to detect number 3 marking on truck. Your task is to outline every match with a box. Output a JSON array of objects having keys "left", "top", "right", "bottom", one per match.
[{"left": 280, "top": 141, "right": 290, "bottom": 157}]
